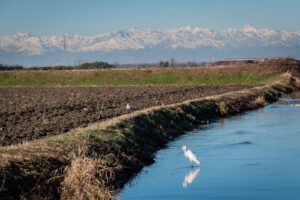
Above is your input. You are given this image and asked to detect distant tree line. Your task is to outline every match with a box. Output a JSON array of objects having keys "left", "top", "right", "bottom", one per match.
[
  {"left": 76, "top": 61, "right": 114, "bottom": 69},
  {"left": 159, "top": 61, "right": 170, "bottom": 67},
  {"left": 1, "top": 57, "right": 299, "bottom": 70},
  {"left": 158, "top": 58, "right": 206, "bottom": 68},
  {"left": 159, "top": 58, "right": 177, "bottom": 67},
  {"left": 0, "top": 61, "right": 115, "bottom": 71},
  {"left": 0, "top": 64, "right": 24, "bottom": 70}
]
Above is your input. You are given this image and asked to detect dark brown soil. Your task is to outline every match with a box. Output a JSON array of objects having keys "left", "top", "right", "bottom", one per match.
[{"left": 0, "top": 85, "right": 254, "bottom": 146}]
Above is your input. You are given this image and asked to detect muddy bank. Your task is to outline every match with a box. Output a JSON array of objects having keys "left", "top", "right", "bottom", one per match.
[{"left": 0, "top": 74, "right": 299, "bottom": 200}]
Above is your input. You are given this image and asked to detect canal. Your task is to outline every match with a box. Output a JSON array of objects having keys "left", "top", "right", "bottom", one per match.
[{"left": 120, "top": 93, "right": 300, "bottom": 200}]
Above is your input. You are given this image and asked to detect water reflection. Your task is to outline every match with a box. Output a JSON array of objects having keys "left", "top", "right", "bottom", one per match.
[
  {"left": 277, "top": 97, "right": 300, "bottom": 105},
  {"left": 220, "top": 118, "right": 225, "bottom": 128},
  {"left": 291, "top": 103, "right": 300, "bottom": 107},
  {"left": 182, "top": 167, "right": 200, "bottom": 188}
]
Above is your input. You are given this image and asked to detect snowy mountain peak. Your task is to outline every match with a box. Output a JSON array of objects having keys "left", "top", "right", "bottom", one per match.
[
  {"left": 14, "top": 32, "right": 32, "bottom": 38},
  {"left": 0, "top": 25, "right": 300, "bottom": 64},
  {"left": 242, "top": 24, "right": 257, "bottom": 33},
  {"left": 181, "top": 25, "right": 193, "bottom": 31}
]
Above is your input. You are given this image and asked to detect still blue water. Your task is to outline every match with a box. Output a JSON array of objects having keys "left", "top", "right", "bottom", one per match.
[{"left": 120, "top": 94, "right": 300, "bottom": 200}]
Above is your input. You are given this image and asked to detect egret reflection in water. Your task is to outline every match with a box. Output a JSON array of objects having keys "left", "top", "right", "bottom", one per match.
[{"left": 182, "top": 167, "right": 200, "bottom": 188}]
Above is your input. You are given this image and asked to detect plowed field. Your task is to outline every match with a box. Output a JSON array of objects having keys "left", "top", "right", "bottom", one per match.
[{"left": 0, "top": 85, "right": 253, "bottom": 146}]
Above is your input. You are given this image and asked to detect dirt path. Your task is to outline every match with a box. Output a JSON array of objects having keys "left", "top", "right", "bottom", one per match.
[{"left": 0, "top": 85, "right": 254, "bottom": 146}]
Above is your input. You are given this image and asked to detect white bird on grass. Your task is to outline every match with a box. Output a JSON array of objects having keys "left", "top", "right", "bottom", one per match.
[
  {"left": 126, "top": 103, "right": 131, "bottom": 110},
  {"left": 182, "top": 145, "right": 200, "bottom": 166}
]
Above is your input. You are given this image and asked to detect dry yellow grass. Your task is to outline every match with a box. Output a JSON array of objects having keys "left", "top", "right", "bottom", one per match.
[{"left": 62, "top": 157, "right": 114, "bottom": 200}]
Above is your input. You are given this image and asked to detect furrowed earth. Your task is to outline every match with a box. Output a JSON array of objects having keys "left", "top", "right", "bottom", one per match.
[{"left": 0, "top": 85, "right": 253, "bottom": 146}]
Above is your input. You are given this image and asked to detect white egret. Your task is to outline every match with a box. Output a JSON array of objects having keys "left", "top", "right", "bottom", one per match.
[
  {"left": 126, "top": 103, "right": 131, "bottom": 110},
  {"left": 182, "top": 145, "right": 200, "bottom": 166}
]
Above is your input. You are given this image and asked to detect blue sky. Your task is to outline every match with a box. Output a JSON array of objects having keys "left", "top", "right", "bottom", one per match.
[{"left": 0, "top": 0, "right": 299, "bottom": 36}]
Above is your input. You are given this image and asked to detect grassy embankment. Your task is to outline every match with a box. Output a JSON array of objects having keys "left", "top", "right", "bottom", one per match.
[{"left": 0, "top": 64, "right": 281, "bottom": 87}]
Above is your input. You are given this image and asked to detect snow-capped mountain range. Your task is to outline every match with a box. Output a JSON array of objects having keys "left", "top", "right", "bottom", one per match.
[{"left": 1, "top": 25, "right": 300, "bottom": 66}]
